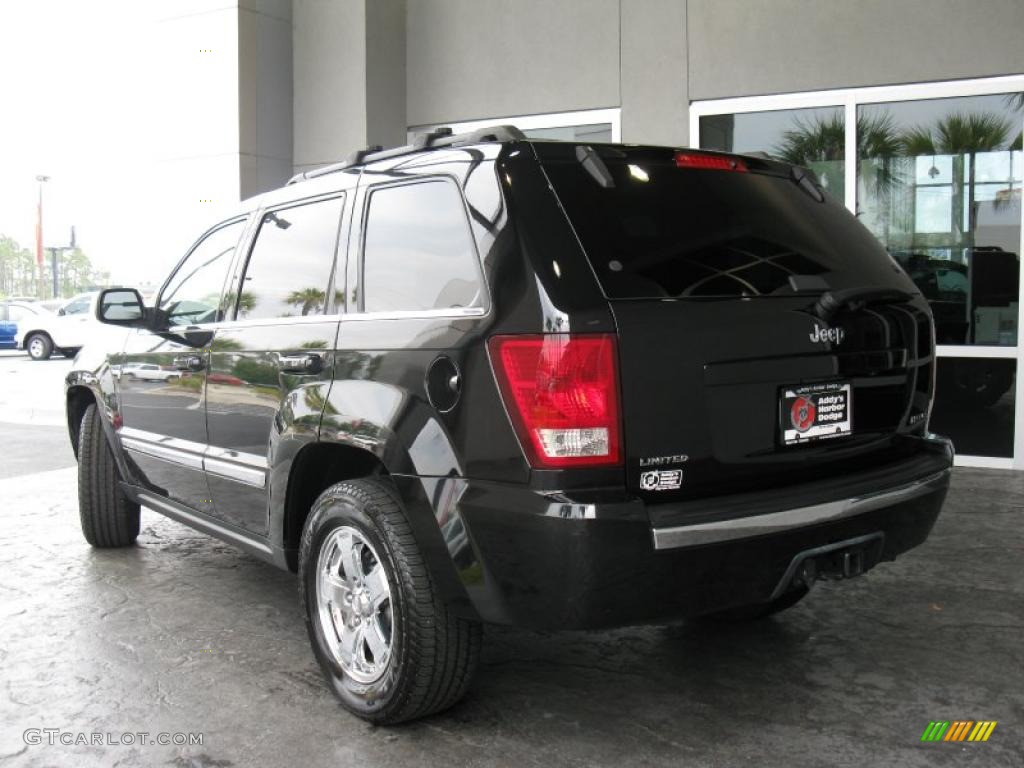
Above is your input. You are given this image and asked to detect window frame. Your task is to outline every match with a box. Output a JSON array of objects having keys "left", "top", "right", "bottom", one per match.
[
  {"left": 227, "top": 191, "right": 347, "bottom": 323},
  {"left": 408, "top": 107, "right": 621, "bottom": 144},
  {"left": 691, "top": 73, "right": 1024, "bottom": 470},
  {"left": 156, "top": 215, "right": 252, "bottom": 329},
  {"left": 355, "top": 175, "right": 489, "bottom": 320}
]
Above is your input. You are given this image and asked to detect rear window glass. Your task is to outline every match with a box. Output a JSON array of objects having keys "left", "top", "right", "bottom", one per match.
[{"left": 539, "top": 145, "right": 904, "bottom": 299}]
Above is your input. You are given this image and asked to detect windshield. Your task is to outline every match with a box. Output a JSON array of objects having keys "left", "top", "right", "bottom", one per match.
[{"left": 536, "top": 144, "right": 915, "bottom": 300}]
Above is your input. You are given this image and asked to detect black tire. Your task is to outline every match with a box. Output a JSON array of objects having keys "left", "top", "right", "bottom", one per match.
[
  {"left": 26, "top": 332, "right": 53, "bottom": 360},
  {"left": 77, "top": 403, "right": 140, "bottom": 547},
  {"left": 701, "top": 585, "right": 810, "bottom": 622},
  {"left": 299, "top": 478, "right": 481, "bottom": 724},
  {"left": 60, "top": 347, "right": 81, "bottom": 359}
]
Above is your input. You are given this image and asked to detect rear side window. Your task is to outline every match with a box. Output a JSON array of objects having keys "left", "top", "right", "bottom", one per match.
[
  {"left": 361, "top": 179, "right": 482, "bottom": 313},
  {"left": 236, "top": 196, "right": 345, "bottom": 320},
  {"left": 538, "top": 145, "right": 909, "bottom": 299}
]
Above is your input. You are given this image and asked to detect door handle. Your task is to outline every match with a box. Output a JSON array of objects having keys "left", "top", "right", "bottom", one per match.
[
  {"left": 279, "top": 353, "right": 323, "bottom": 374},
  {"left": 173, "top": 354, "right": 205, "bottom": 372}
]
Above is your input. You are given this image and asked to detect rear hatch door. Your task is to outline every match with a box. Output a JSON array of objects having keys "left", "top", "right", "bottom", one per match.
[{"left": 536, "top": 144, "right": 934, "bottom": 504}]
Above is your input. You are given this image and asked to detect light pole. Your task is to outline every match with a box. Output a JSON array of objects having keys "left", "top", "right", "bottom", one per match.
[{"left": 35, "top": 175, "right": 49, "bottom": 299}]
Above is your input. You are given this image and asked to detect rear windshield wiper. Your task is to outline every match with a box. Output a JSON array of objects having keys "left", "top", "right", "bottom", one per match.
[
  {"left": 814, "top": 286, "right": 916, "bottom": 320},
  {"left": 575, "top": 145, "right": 615, "bottom": 189},
  {"left": 791, "top": 166, "right": 825, "bottom": 202}
]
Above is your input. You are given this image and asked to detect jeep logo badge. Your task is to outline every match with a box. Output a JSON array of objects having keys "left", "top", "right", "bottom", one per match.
[{"left": 809, "top": 323, "right": 845, "bottom": 345}]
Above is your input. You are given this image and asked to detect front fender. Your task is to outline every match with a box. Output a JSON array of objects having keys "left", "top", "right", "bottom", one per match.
[{"left": 65, "top": 359, "right": 131, "bottom": 481}]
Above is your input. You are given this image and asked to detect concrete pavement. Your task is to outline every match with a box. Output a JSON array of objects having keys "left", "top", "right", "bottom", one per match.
[{"left": 0, "top": 350, "right": 1021, "bottom": 767}]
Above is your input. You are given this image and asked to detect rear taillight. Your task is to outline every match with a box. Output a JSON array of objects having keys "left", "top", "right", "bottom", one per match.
[
  {"left": 674, "top": 151, "right": 748, "bottom": 172},
  {"left": 488, "top": 334, "right": 622, "bottom": 468}
]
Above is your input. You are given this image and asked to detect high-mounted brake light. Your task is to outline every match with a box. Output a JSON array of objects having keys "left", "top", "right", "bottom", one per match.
[
  {"left": 488, "top": 334, "right": 622, "bottom": 468},
  {"left": 674, "top": 151, "right": 748, "bottom": 172}
]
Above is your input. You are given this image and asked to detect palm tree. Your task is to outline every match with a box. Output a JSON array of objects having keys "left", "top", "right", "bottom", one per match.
[
  {"left": 1006, "top": 93, "right": 1024, "bottom": 149},
  {"left": 774, "top": 113, "right": 845, "bottom": 194},
  {"left": 285, "top": 287, "right": 326, "bottom": 316},
  {"left": 776, "top": 112, "right": 905, "bottom": 238}
]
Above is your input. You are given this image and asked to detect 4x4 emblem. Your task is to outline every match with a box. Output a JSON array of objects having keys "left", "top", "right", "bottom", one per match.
[
  {"left": 809, "top": 323, "right": 845, "bottom": 345},
  {"left": 640, "top": 469, "right": 683, "bottom": 491}
]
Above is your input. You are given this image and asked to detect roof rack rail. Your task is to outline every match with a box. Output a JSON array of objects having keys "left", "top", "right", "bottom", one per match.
[{"left": 286, "top": 124, "right": 527, "bottom": 185}]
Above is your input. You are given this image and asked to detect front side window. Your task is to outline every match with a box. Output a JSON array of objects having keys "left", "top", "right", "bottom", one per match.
[
  {"left": 160, "top": 220, "right": 246, "bottom": 326},
  {"left": 236, "top": 196, "right": 344, "bottom": 320},
  {"left": 362, "top": 180, "right": 483, "bottom": 313}
]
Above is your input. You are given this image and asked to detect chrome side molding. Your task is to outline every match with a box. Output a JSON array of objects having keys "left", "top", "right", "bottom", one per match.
[
  {"left": 120, "top": 427, "right": 267, "bottom": 489},
  {"left": 651, "top": 469, "right": 951, "bottom": 550}
]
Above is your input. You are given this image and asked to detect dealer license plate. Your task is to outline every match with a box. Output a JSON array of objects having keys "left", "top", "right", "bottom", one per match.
[{"left": 780, "top": 382, "right": 852, "bottom": 445}]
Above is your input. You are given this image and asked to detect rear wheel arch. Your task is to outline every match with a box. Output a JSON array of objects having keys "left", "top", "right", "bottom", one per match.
[
  {"left": 283, "top": 442, "right": 388, "bottom": 571},
  {"left": 281, "top": 439, "right": 477, "bottom": 620}
]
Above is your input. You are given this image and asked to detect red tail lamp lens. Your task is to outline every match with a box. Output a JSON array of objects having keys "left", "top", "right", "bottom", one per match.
[
  {"left": 488, "top": 334, "right": 622, "bottom": 468},
  {"left": 674, "top": 151, "right": 748, "bottom": 172}
]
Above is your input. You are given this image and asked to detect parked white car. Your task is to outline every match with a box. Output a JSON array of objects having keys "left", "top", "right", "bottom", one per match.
[
  {"left": 112, "top": 363, "right": 181, "bottom": 382},
  {"left": 15, "top": 292, "right": 104, "bottom": 360}
]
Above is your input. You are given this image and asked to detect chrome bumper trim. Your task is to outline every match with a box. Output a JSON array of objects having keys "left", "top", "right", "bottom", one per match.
[{"left": 651, "top": 469, "right": 951, "bottom": 550}]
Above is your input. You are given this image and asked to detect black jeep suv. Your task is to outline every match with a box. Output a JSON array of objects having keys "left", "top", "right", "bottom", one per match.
[{"left": 67, "top": 127, "right": 953, "bottom": 724}]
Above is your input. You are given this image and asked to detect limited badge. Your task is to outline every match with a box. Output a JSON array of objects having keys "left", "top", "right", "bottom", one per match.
[{"left": 640, "top": 469, "right": 683, "bottom": 491}]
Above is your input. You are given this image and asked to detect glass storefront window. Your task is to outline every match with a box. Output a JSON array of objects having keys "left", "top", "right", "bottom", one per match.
[
  {"left": 858, "top": 94, "right": 1022, "bottom": 346},
  {"left": 695, "top": 83, "right": 1024, "bottom": 463},
  {"left": 931, "top": 358, "right": 1017, "bottom": 458},
  {"left": 523, "top": 124, "right": 613, "bottom": 142},
  {"left": 700, "top": 107, "right": 846, "bottom": 203}
]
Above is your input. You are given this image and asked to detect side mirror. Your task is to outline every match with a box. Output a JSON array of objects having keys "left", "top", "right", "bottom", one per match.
[
  {"left": 57, "top": 307, "right": 66, "bottom": 316},
  {"left": 97, "top": 288, "right": 148, "bottom": 327}
]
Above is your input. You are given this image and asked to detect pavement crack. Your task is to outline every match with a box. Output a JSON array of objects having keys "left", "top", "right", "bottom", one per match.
[{"left": 0, "top": 745, "right": 28, "bottom": 760}]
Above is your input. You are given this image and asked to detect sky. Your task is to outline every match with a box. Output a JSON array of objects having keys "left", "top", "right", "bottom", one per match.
[{"left": 0, "top": 1, "right": 241, "bottom": 288}]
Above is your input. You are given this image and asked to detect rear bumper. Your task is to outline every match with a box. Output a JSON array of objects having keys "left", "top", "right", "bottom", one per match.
[{"left": 455, "top": 436, "right": 953, "bottom": 629}]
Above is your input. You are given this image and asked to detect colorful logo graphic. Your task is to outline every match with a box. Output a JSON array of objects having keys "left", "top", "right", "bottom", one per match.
[
  {"left": 920, "top": 721, "right": 997, "bottom": 742},
  {"left": 790, "top": 396, "right": 816, "bottom": 432}
]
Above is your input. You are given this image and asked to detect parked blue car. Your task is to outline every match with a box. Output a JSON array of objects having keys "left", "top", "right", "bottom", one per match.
[{"left": 0, "top": 301, "right": 49, "bottom": 350}]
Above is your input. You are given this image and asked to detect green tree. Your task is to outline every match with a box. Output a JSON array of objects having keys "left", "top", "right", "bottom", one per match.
[
  {"left": 0, "top": 236, "right": 35, "bottom": 297},
  {"left": 774, "top": 113, "right": 904, "bottom": 218}
]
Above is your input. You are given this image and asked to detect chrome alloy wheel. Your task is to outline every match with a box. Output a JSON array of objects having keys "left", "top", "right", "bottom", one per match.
[{"left": 316, "top": 525, "right": 394, "bottom": 684}]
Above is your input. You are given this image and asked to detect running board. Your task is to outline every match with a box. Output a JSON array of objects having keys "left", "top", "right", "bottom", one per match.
[{"left": 132, "top": 488, "right": 275, "bottom": 564}]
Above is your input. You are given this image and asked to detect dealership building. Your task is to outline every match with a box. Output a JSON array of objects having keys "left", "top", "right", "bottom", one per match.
[{"left": 162, "top": 0, "right": 1024, "bottom": 469}]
